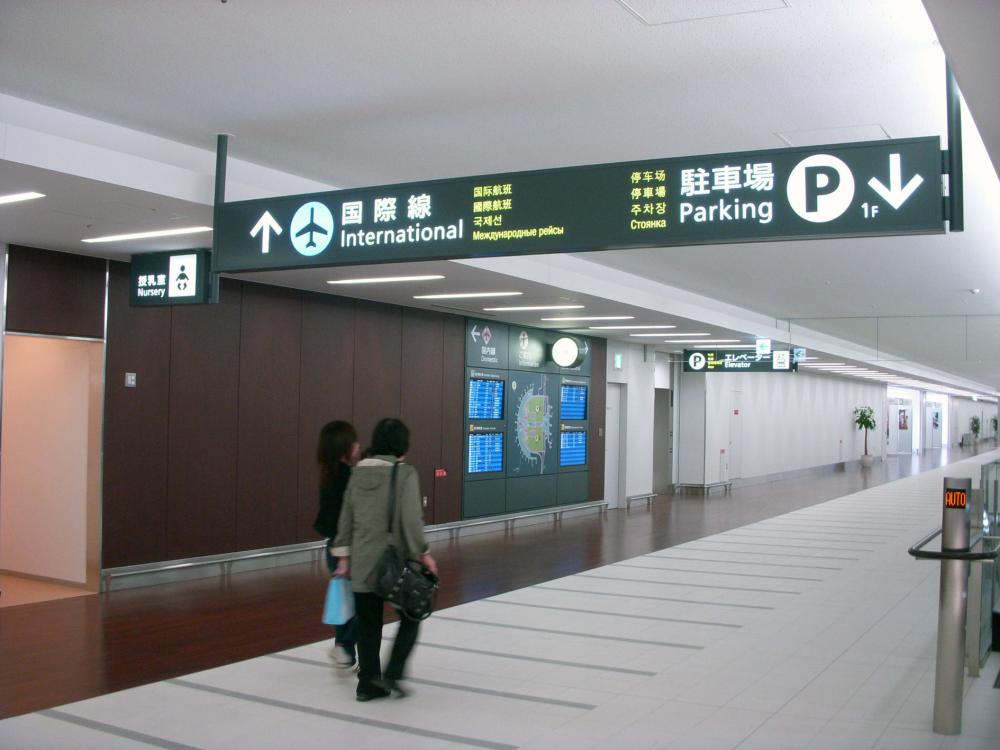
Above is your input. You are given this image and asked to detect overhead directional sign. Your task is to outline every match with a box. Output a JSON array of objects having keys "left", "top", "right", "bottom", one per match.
[
  {"left": 683, "top": 349, "right": 798, "bottom": 374},
  {"left": 215, "top": 137, "right": 944, "bottom": 273}
]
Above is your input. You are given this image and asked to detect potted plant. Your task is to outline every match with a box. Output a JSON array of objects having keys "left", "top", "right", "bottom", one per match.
[
  {"left": 970, "top": 416, "right": 981, "bottom": 444},
  {"left": 854, "top": 406, "right": 877, "bottom": 467}
]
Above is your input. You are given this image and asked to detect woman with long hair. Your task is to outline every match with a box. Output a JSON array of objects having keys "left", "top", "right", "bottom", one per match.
[
  {"left": 333, "top": 418, "right": 437, "bottom": 701},
  {"left": 314, "top": 420, "right": 361, "bottom": 670}
]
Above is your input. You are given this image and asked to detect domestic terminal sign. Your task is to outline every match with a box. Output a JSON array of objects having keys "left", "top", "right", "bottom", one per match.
[
  {"left": 684, "top": 348, "right": 798, "bottom": 373},
  {"left": 130, "top": 249, "right": 212, "bottom": 306},
  {"left": 215, "top": 137, "right": 943, "bottom": 272}
]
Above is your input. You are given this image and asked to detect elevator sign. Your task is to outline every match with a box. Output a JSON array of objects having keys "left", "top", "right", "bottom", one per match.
[
  {"left": 683, "top": 349, "right": 798, "bottom": 373},
  {"left": 214, "top": 137, "right": 944, "bottom": 273}
]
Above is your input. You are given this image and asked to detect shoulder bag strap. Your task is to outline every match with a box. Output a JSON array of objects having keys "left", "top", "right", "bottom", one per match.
[{"left": 386, "top": 461, "right": 400, "bottom": 535}]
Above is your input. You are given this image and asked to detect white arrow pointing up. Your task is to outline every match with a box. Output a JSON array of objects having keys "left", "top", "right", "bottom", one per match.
[
  {"left": 867, "top": 153, "right": 924, "bottom": 210},
  {"left": 250, "top": 210, "right": 282, "bottom": 254}
]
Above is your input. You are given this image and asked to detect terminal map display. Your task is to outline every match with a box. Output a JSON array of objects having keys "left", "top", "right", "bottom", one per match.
[
  {"left": 509, "top": 373, "right": 556, "bottom": 476},
  {"left": 560, "top": 384, "right": 588, "bottom": 420},
  {"left": 468, "top": 432, "right": 504, "bottom": 474},
  {"left": 468, "top": 377, "right": 504, "bottom": 420}
]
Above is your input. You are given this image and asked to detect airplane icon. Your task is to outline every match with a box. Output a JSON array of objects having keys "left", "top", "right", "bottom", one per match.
[
  {"left": 289, "top": 201, "right": 334, "bottom": 257},
  {"left": 294, "top": 206, "right": 329, "bottom": 248}
]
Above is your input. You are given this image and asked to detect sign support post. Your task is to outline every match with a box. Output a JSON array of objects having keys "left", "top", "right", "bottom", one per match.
[
  {"left": 209, "top": 133, "right": 228, "bottom": 303},
  {"left": 945, "top": 63, "right": 964, "bottom": 232}
]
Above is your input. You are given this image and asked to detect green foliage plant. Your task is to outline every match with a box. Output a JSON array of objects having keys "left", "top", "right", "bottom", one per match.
[{"left": 854, "top": 406, "right": 876, "bottom": 456}]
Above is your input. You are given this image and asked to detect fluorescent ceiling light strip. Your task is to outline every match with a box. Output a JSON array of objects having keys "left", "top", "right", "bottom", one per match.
[
  {"left": 82, "top": 226, "right": 213, "bottom": 243},
  {"left": 414, "top": 291, "right": 522, "bottom": 299},
  {"left": 483, "top": 305, "right": 585, "bottom": 311},
  {"left": 672, "top": 339, "right": 742, "bottom": 344},
  {"left": 694, "top": 344, "right": 756, "bottom": 349},
  {"left": 630, "top": 333, "right": 697, "bottom": 338},
  {"left": 540, "top": 316, "right": 634, "bottom": 322},
  {"left": 328, "top": 275, "right": 445, "bottom": 285},
  {"left": 0, "top": 191, "right": 45, "bottom": 205},
  {"left": 660, "top": 333, "right": 712, "bottom": 337},
  {"left": 590, "top": 325, "right": 676, "bottom": 330}
]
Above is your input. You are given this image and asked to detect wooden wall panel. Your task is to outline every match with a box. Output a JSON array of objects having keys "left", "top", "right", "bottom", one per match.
[
  {"left": 165, "top": 278, "right": 242, "bottom": 560},
  {"left": 400, "top": 308, "right": 443, "bottom": 522},
  {"left": 101, "top": 262, "right": 171, "bottom": 567},
  {"left": 235, "top": 284, "right": 302, "bottom": 551},
  {"left": 6, "top": 246, "right": 106, "bottom": 339},
  {"left": 588, "top": 338, "right": 607, "bottom": 502},
  {"left": 296, "top": 293, "right": 355, "bottom": 541},
  {"left": 352, "top": 302, "right": 402, "bottom": 450},
  {"left": 434, "top": 315, "right": 466, "bottom": 523}
]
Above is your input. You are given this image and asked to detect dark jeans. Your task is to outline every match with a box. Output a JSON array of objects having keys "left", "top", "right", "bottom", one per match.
[
  {"left": 354, "top": 591, "right": 421, "bottom": 686},
  {"left": 325, "top": 543, "right": 356, "bottom": 656}
]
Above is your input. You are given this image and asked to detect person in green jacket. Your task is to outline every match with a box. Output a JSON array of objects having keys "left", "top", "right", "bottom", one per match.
[{"left": 333, "top": 418, "right": 438, "bottom": 702}]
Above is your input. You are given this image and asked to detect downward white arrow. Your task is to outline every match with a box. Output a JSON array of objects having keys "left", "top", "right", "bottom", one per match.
[
  {"left": 867, "top": 153, "right": 924, "bottom": 210},
  {"left": 250, "top": 210, "right": 282, "bottom": 254}
]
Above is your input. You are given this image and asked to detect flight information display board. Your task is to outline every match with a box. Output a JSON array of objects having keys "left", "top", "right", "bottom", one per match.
[
  {"left": 468, "top": 377, "right": 504, "bottom": 420},
  {"left": 560, "top": 384, "right": 588, "bottom": 420},
  {"left": 468, "top": 432, "right": 504, "bottom": 474},
  {"left": 560, "top": 430, "right": 587, "bottom": 467}
]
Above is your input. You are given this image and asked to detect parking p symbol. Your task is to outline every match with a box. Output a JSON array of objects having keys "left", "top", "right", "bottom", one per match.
[{"left": 787, "top": 154, "right": 855, "bottom": 223}]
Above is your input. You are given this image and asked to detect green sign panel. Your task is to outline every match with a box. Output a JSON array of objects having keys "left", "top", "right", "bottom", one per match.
[
  {"left": 130, "top": 249, "right": 212, "bottom": 306},
  {"left": 215, "top": 137, "right": 943, "bottom": 273},
  {"left": 683, "top": 349, "right": 798, "bottom": 373}
]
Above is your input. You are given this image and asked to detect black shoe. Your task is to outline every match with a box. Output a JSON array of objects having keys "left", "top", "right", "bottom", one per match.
[
  {"left": 355, "top": 682, "right": 391, "bottom": 702},
  {"left": 382, "top": 678, "right": 409, "bottom": 698}
]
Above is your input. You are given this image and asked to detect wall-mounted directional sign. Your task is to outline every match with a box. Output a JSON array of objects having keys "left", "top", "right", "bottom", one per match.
[
  {"left": 130, "top": 249, "right": 213, "bottom": 307},
  {"left": 683, "top": 349, "right": 798, "bottom": 373},
  {"left": 215, "top": 137, "right": 944, "bottom": 273}
]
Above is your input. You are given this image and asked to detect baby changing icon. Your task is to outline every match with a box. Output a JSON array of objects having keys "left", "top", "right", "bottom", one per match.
[{"left": 168, "top": 254, "right": 197, "bottom": 298}]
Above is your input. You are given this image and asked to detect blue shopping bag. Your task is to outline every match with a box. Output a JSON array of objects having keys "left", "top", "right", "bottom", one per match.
[{"left": 322, "top": 576, "right": 355, "bottom": 625}]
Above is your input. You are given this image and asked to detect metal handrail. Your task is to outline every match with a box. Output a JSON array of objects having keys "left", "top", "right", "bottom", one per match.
[{"left": 908, "top": 530, "right": 1000, "bottom": 562}]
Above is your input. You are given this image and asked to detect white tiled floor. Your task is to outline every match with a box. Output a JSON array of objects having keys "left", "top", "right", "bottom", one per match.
[{"left": 3, "top": 453, "right": 999, "bottom": 749}]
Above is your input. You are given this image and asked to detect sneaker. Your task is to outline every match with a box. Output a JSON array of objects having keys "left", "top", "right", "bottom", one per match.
[
  {"left": 355, "top": 682, "right": 390, "bottom": 702},
  {"left": 330, "top": 644, "right": 356, "bottom": 670}
]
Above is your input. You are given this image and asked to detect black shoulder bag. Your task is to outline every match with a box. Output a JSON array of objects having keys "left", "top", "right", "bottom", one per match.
[{"left": 365, "top": 462, "right": 439, "bottom": 621}]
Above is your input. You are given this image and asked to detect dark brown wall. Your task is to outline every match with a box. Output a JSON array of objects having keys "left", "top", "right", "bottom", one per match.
[
  {"left": 102, "top": 263, "right": 171, "bottom": 567},
  {"left": 95, "top": 262, "right": 605, "bottom": 567},
  {"left": 588, "top": 338, "right": 607, "bottom": 501},
  {"left": 6, "top": 246, "right": 106, "bottom": 339}
]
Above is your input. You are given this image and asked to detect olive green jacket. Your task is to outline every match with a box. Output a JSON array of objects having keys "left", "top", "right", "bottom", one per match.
[{"left": 331, "top": 456, "right": 429, "bottom": 594}]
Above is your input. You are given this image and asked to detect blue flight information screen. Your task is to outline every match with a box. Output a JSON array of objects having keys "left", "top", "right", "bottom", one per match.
[
  {"left": 468, "top": 378, "right": 504, "bottom": 420},
  {"left": 468, "top": 432, "right": 504, "bottom": 473},
  {"left": 560, "top": 431, "right": 587, "bottom": 467},
  {"left": 560, "top": 385, "right": 587, "bottom": 420}
]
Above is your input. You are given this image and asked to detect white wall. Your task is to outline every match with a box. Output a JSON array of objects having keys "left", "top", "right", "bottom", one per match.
[
  {"left": 606, "top": 342, "right": 656, "bottom": 497},
  {"left": 0, "top": 336, "right": 104, "bottom": 585},
  {"left": 951, "top": 397, "right": 998, "bottom": 445},
  {"left": 700, "top": 371, "right": 887, "bottom": 483}
]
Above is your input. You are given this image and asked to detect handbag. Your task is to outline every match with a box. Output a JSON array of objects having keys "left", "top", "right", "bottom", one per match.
[
  {"left": 322, "top": 575, "right": 355, "bottom": 625},
  {"left": 366, "top": 462, "right": 439, "bottom": 621}
]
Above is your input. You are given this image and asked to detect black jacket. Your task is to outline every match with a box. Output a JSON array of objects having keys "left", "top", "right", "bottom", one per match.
[{"left": 314, "top": 465, "right": 351, "bottom": 539}]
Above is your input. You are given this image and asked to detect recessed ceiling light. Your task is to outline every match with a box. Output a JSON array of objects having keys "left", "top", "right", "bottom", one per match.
[
  {"left": 82, "top": 226, "right": 212, "bottom": 243},
  {"left": 413, "top": 291, "right": 522, "bottom": 300},
  {"left": 483, "top": 305, "right": 585, "bottom": 312},
  {"left": 0, "top": 191, "right": 45, "bottom": 205},
  {"left": 329, "top": 275, "right": 445, "bottom": 285},
  {"left": 540, "top": 316, "right": 635, "bottom": 322},
  {"left": 589, "top": 325, "right": 677, "bottom": 330}
]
